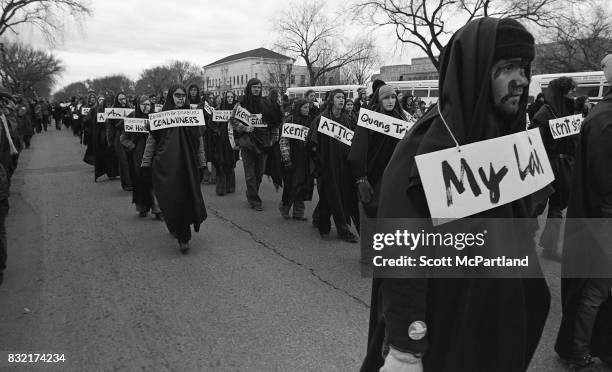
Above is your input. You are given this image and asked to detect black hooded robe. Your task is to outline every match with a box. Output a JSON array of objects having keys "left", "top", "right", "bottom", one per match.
[
  {"left": 306, "top": 110, "right": 359, "bottom": 234},
  {"left": 361, "top": 18, "right": 550, "bottom": 372},
  {"left": 123, "top": 107, "right": 154, "bottom": 213},
  {"left": 91, "top": 106, "right": 119, "bottom": 181},
  {"left": 554, "top": 91, "right": 612, "bottom": 360},
  {"left": 106, "top": 97, "right": 133, "bottom": 189}
]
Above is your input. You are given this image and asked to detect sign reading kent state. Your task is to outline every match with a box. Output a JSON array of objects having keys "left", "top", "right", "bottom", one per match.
[
  {"left": 281, "top": 123, "right": 309, "bottom": 141},
  {"left": 357, "top": 108, "right": 415, "bottom": 139},
  {"left": 148, "top": 109, "right": 205, "bottom": 131},
  {"left": 123, "top": 118, "right": 149, "bottom": 133},
  {"left": 548, "top": 114, "right": 583, "bottom": 139},
  {"left": 415, "top": 128, "right": 554, "bottom": 224},
  {"left": 233, "top": 105, "right": 267, "bottom": 127},
  {"left": 317, "top": 116, "right": 354, "bottom": 146}
]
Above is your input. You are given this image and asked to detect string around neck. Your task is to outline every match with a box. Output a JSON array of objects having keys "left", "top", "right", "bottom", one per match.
[{"left": 437, "top": 104, "right": 462, "bottom": 152}]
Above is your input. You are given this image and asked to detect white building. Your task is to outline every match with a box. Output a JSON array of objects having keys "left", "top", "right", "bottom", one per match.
[{"left": 202, "top": 47, "right": 295, "bottom": 97}]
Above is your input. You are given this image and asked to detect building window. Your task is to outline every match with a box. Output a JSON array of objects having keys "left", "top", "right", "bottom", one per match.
[
  {"left": 255, "top": 73, "right": 258, "bottom": 79},
  {"left": 290, "top": 75, "right": 295, "bottom": 84}
]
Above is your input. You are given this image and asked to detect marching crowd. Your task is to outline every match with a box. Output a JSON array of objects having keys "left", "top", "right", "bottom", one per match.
[{"left": 1, "top": 16, "right": 611, "bottom": 372}]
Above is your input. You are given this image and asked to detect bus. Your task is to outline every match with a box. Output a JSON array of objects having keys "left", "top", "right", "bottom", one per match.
[
  {"left": 529, "top": 71, "right": 610, "bottom": 103},
  {"left": 380, "top": 80, "right": 439, "bottom": 105},
  {"left": 286, "top": 85, "right": 366, "bottom": 102}
]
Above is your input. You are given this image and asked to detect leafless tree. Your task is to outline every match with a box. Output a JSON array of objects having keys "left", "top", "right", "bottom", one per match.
[
  {"left": 354, "top": 0, "right": 567, "bottom": 71},
  {"left": 341, "top": 38, "right": 379, "bottom": 84},
  {"left": 274, "top": 0, "right": 376, "bottom": 85},
  {"left": 167, "top": 60, "right": 204, "bottom": 87},
  {"left": 0, "top": 0, "right": 91, "bottom": 43},
  {"left": 135, "top": 66, "right": 174, "bottom": 96},
  {"left": 0, "top": 40, "right": 63, "bottom": 97},
  {"left": 52, "top": 80, "right": 87, "bottom": 101},
  {"left": 85, "top": 74, "right": 135, "bottom": 97},
  {"left": 535, "top": 1, "right": 612, "bottom": 73},
  {"left": 266, "top": 61, "right": 294, "bottom": 93}
]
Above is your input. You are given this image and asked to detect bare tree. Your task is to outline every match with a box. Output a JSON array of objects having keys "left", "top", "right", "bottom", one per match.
[
  {"left": 266, "top": 61, "right": 294, "bottom": 93},
  {"left": 135, "top": 66, "right": 174, "bottom": 96},
  {"left": 535, "top": 1, "right": 612, "bottom": 73},
  {"left": 167, "top": 60, "right": 203, "bottom": 87},
  {"left": 354, "top": 0, "right": 566, "bottom": 71},
  {"left": 0, "top": 0, "right": 91, "bottom": 42},
  {"left": 52, "top": 80, "right": 87, "bottom": 101},
  {"left": 341, "top": 38, "right": 379, "bottom": 84},
  {"left": 274, "top": 0, "right": 376, "bottom": 85},
  {"left": 0, "top": 40, "right": 64, "bottom": 97}
]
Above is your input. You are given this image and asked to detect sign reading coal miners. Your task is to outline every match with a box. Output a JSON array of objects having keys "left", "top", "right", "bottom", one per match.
[
  {"left": 357, "top": 108, "right": 415, "bottom": 139},
  {"left": 212, "top": 110, "right": 232, "bottom": 122},
  {"left": 104, "top": 108, "right": 134, "bottom": 119},
  {"left": 317, "top": 116, "right": 354, "bottom": 146},
  {"left": 124, "top": 118, "right": 149, "bottom": 133},
  {"left": 281, "top": 123, "right": 309, "bottom": 141},
  {"left": 148, "top": 109, "right": 205, "bottom": 130},
  {"left": 415, "top": 128, "right": 554, "bottom": 224},
  {"left": 549, "top": 114, "right": 583, "bottom": 139}
]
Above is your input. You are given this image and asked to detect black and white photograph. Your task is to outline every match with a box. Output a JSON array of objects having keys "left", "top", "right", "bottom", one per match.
[{"left": 1, "top": 0, "right": 612, "bottom": 371}]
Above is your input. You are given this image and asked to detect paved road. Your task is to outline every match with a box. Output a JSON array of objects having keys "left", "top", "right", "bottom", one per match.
[{"left": 0, "top": 129, "right": 608, "bottom": 371}]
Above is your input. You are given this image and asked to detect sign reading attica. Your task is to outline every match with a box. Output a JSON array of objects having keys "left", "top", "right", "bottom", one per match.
[{"left": 148, "top": 110, "right": 205, "bottom": 131}]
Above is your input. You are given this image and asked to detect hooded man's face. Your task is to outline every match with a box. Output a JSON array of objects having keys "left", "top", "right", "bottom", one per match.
[{"left": 490, "top": 58, "right": 529, "bottom": 116}]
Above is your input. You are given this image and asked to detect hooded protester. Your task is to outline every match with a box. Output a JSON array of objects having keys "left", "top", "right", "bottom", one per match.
[
  {"left": 140, "top": 84, "right": 207, "bottom": 254},
  {"left": 529, "top": 76, "right": 578, "bottom": 262},
  {"left": 230, "top": 78, "right": 277, "bottom": 211},
  {"left": 200, "top": 91, "right": 216, "bottom": 184},
  {"left": 553, "top": 54, "right": 612, "bottom": 371},
  {"left": 82, "top": 93, "right": 97, "bottom": 165},
  {"left": 209, "top": 91, "right": 237, "bottom": 196},
  {"left": 362, "top": 18, "right": 551, "bottom": 371},
  {"left": 264, "top": 88, "right": 284, "bottom": 190},
  {"left": 90, "top": 95, "right": 118, "bottom": 181},
  {"left": 188, "top": 84, "right": 201, "bottom": 106},
  {"left": 278, "top": 98, "right": 315, "bottom": 220},
  {"left": 15, "top": 97, "right": 34, "bottom": 149},
  {"left": 306, "top": 89, "right": 359, "bottom": 243},
  {"left": 348, "top": 84, "right": 407, "bottom": 250},
  {"left": 106, "top": 92, "right": 133, "bottom": 191},
  {"left": 120, "top": 95, "right": 161, "bottom": 219}
]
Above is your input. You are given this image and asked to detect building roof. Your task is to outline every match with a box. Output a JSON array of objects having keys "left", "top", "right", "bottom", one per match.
[{"left": 204, "top": 48, "right": 294, "bottom": 68}]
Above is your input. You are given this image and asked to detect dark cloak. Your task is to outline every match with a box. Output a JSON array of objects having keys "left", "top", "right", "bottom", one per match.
[
  {"left": 362, "top": 18, "right": 550, "bottom": 372},
  {"left": 348, "top": 92, "right": 406, "bottom": 217},
  {"left": 209, "top": 98, "right": 236, "bottom": 171},
  {"left": 264, "top": 96, "right": 284, "bottom": 188},
  {"left": 91, "top": 102, "right": 119, "bottom": 180},
  {"left": 555, "top": 91, "right": 612, "bottom": 358},
  {"left": 306, "top": 107, "right": 359, "bottom": 230},
  {"left": 106, "top": 94, "right": 132, "bottom": 189},
  {"left": 152, "top": 92, "right": 207, "bottom": 235},
  {"left": 125, "top": 101, "right": 154, "bottom": 211},
  {"left": 235, "top": 80, "right": 277, "bottom": 154},
  {"left": 82, "top": 93, "right": 97, "bottom": 165},
  {"left": 282, "top": 112, "right": 315, "bottom": 201}
]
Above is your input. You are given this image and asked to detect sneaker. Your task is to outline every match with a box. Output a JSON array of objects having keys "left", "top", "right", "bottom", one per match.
[
  {"left": 569, "top": 355, "right": 598, "bottom": 372},
  {"left": 253, "top": 205, "right": 263, "bottom": 212},
  {"left": 542, "top": 249, "right": 563, "bottom": 263}
]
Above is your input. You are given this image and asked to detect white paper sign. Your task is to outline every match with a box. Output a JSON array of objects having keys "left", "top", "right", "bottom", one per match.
[
  {"left": 97, "top": 112, "right": 106, "bottom": 123},
  {"left": 548, "top": 114, "right": 583, "bottom": 139},
  {"left": 212, "top": 110, "right": 232, "bottom": 122},
  {"left": 357, "top": 108, "right": 414, "bottom": 139},
  {"left": 190, "top": 104, "right": 199, "bottom": 110},
  {"left": 72, "top": 114, "right": 79, "bottom": 120},
  {"left": 81, "top": 107, "right": 91, "bottom": 116},
  {"left": 281, "top": 123, "right": 309, "bottom": 141},
  {"left": 415, "top": 128, "right": 554, "bottom": 224},
  {"left": 148, "top": 109, "right": 205, "bottom": 131},
  {"left": 154, "top": 104, "right": 162, "bottom": 113},
  {"left": 104, "top": 108, "right": 134, "bottom": 119},
  {"left": 228, "top": 123, "right": 237, "bottom": 149},
  {"left": 204, "top": 101, "right": 213, "bottom": 115},
  {"left": 317, "top": 116, "right": 354, "bottom": 146},
  {"left": 250, "top": 114, "right": 267, "bottom": 128},
  {"left": 124, "top": 118, "right": 149, "bottom": 133},
  {"left": 234, "top": 105, "right": 252, "bottom": 126}
]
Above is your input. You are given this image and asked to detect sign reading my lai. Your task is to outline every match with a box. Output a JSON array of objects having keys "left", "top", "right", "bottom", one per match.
[{"left": 415, "top": 128, "right": 554, "bottom": 224}]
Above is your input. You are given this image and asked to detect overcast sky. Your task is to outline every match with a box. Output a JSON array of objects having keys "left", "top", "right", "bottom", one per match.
[{"left": 8, "top": 0, "right": 418, "bottom": 93}]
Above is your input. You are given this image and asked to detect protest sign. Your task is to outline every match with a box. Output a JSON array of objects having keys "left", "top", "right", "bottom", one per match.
[
  {"left": 281, "top": 123, "right": 309, "bottom": 141},
  {"left": 549, "top": 114, "right": 583, "bottom": 139},
  {"left": 148, "top": 109, "right": 205, "bottom": 131},
  {"left": 233, "top": 105, "right": 251, "bottom": 125},
  {"left": 97, "top": 112, "right": 106, "bottom": 123},
  {"left": 249, "top": 113, "right": 267, "bottom": 128},
  {"left": 104, "top": 108, "right": 134, "bottom": 119},
  {"left": 317, "top": 116, "right": 354, "bottom": 146},
  {"left": 72, "top": 114, "right": 79, "bottom": 120},
  {"left": 190, "top": 104, "right": 199, "bottom": 110},
  {"left": 154, "top": 104, "right": 162, "bottom": 113},
  {"left": 124, "top": 118, "right": 149, "bottom": 133},
  {"left": 212, "top": 110, "right": 232, "bottom": 122},
  {"left": 415, "top": 128, "right": 554, "bottom": 224},
  {"left": 228, "top": 124, "right": 237, "bottom": 149},
  {"left": 357, "top": 108, "right": 414, "bottom": 139},
  {"left": 81, "top": 107, "right": 91, "bottom": 116},
  {"left": 204, "top": 101, "right": 213, "bottom": 114}
]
